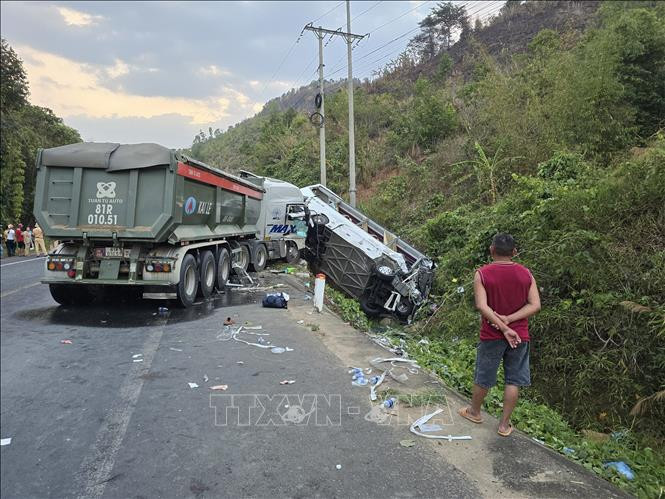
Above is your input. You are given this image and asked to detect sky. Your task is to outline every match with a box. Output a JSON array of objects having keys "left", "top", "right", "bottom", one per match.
[{"left": 1, "top": 1, "right": 504, "bottom": 149}]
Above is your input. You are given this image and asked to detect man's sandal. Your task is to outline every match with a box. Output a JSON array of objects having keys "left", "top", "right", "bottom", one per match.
[
  {"left": 497, "top": 424, "right": 514, "bottom": 437},
  {"left": 458, "top": 406, "right": 483, "bottom": 424}
]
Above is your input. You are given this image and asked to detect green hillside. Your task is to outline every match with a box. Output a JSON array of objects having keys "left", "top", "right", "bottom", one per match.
[{"left": 190, "top": 2, "right": 664, "bottom": 495}]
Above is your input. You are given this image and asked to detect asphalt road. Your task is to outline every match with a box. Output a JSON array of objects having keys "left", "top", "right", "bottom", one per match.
[{"left": 0, "top": 256, "right": 479, "bottom": 498}]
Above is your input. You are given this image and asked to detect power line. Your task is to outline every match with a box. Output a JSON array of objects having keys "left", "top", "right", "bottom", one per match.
[
  {"left": 352, "top": 0, "right": 383, "bottom": 22},
  {"left": 310, "top": 1, "right": 345, "bottom": 24}
]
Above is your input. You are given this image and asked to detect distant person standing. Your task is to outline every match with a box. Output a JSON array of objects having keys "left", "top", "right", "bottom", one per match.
[
  {"left": 23, "top": 226, "right": 33, "bottom": 256},
  {"left": 6, "top": 224, "right": 16, "bottom": 256},
  {"left": 459, "top": 233, "right": 541, "bottom": 437},
  {"left": 16, "top": 223, "right": 24, "bottom": 256},
  {"left": 33, "top": 223, "right": 47, "bottom": 256}
]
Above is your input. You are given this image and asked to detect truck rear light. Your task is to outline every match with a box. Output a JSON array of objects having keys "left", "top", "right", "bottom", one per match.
[
  {"left": 55, "top": 262, "right": 64, "bottom": 271},
  {"left": 67, "top": 269, "right": 76, "bottom": 278},
  {"left": 145, "top": 261, "right": 172, "bottom": 272},
  {"left": 63, "top": 263, "right": 71, "bottom": 270},
  {"left": 48, "top": 261, "right": 56, "bottom": 270}
]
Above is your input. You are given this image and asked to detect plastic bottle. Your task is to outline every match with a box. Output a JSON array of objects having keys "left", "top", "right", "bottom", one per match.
[
  {"left": 352, "top": 376, "right": 368, "bottom": 386},
  {"left": 383, "top": 397, "right": 397, "bottom": 409}
]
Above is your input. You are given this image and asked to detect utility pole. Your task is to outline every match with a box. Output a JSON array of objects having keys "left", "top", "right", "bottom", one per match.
[
  {"left": 317, "top": 29, "right": 326, "bottom": 186},
  {"left": 304, "top": 19, "right": 365, "bottom": 199},
  {"left": 346, "top": 0, "right": 357, "bottom": 207}
]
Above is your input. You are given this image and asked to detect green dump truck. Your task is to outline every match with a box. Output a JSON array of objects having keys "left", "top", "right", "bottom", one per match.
[{"left": 34, "top": 142, "right": 306, "bottom": 307}]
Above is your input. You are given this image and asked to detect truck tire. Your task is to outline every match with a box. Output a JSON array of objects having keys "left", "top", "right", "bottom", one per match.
[
  {"left": 284, "top": 241, "right": 300, "bottom": 263},
  {"left": 250, "top": 244, "right": 268, "bottom": 272},
  {"left": 234, "top": 245, "right": 250, "bottom": 272},
  {"left": 216, "top": 248, "right": 231, "bottom": 290},
  {"left": 198, "top": 250, "right": 216, "bottom": 298},
  {"left": 49, "top": 284, "right": 94, "bottom": 306},
  {"left": 177, "top": 254, "right": 198, "bottom": 307}
]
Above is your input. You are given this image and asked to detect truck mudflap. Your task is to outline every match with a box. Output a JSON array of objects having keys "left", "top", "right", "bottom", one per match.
[{"left": 302, "top": 186, "right": 435, "bottom": 323}]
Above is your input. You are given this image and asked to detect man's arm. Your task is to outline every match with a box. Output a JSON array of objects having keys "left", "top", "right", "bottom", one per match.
[
  {"left": 474, "top": 271, "right": 521, "bottom": 348},
  {"left": 503, "top": 275, "right": 541, "bottom": 324}
]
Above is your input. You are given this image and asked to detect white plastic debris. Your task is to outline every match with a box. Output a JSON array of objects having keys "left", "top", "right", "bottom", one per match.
[
  {"left": 210, "top": 385, "right": 228, "bottom": 391},
  {"left": 370, "top": 372, "right": 386, "bottom": 401},
  {"left": 132, "top": 354, "right": 143, "bottom": 359},
  {"left": 132, "top": 359, "right": 144, "bottom": 363},
  {"left": 1, "top": 438, "right": 11, "bottom": 446},
  {"left": 169, "top": 347, "right": 183, "bottom": 352},
  {"left": 188, "top": 382, "right": 199, "bottom": 389},
  {"left": 280, "top": 380, "right": 296, "bottom": 385},
  {"left": 335, "top": 464, "right": 342, "bottom": 470},
  {"left": 409, "top": 409, "right": 472, "bottom": 441},
  {"left": 203, "top": 374, "right": 209, "bottom": 383}
]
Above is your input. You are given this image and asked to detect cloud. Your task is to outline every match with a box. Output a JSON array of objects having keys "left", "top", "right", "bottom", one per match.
[
  {"left": 18, "top": 44, "right": 233, "bottom": 124},
  {"left": 57, "top": 6, "right": 103, "bottom": 27}
]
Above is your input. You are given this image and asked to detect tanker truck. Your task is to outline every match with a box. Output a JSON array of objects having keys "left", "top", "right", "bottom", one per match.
[{"left": 34, "top": 142, "right": 306, "bottom": 307}]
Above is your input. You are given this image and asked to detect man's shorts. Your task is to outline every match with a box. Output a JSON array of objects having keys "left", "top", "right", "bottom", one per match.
[{"left": 474, "top": 340, "right": 530, "bottom": 388}]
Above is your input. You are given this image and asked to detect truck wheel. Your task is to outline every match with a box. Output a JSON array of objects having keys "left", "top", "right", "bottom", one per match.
[
  {"left": 234, "top": 245, "right": 250, "bottom": 272},
  {"left": 216, "top": 248, "right": 231, "bottom": 289},
  {"left": 198, "top": 251, "right": 216, "bottom": 298},
  {"left": 177, "top": 254, "right": 198, "bottom": 307},
  {"left": 284, "top": 241, "right": 300, "bottom": 263},
  {"left": 250, "top": 244, "right": 268, "bottom": 272}
]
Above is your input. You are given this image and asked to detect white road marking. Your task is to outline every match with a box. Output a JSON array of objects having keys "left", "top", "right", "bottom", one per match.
[
  {"left": 0, "top": 257, "right": 47, "bottom": 267},
  {"left": 0, "top": 282, "right": 40, "bottom": 298},
  {"left": 76, "top": 319, "right": 167, "bottom": 498}
]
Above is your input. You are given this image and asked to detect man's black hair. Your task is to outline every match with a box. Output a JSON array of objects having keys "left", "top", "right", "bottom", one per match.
[{"left": 491, "top": 233, "right": 516, "bottom": 256}]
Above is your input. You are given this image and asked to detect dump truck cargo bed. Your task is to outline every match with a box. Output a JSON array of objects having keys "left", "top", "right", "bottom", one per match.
[{"left": 34, "top": 142, "right": 264, "bottom": 243}]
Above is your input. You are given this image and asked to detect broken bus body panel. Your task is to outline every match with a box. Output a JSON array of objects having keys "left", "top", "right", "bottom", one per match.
[{"left": 301, "top": 184, "right": 435, "bottom": 322}]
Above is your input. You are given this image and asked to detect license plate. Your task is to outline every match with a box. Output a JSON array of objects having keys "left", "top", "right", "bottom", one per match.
[{"left": 95, "top": 247, "right": 130, "bottom": 258}]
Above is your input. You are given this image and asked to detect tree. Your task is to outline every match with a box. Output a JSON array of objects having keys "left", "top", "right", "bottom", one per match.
[
  {"left": 0, "top": 39, "right": 80, "bottom": 223},
  {"left": 0, "top": 38, "right": 28, "bottom": 112},
  {"left": 430, "top": 1, "right": 468, "bottom": 49}
]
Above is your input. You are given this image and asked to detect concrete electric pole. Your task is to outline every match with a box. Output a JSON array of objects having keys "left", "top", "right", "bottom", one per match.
[
  {"left": 303, "top": 25, "right": 328, "bottom": 186},
  {"left": 304, "top": 15, "right": 365, "bottom": 201},
  {"left": 345, "top": 0, "right": 357, "bottom": 207}
]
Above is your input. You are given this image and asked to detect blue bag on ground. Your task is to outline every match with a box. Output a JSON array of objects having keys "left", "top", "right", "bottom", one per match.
[{"left": 262, "top": 292, "right": 289, "bottom": 309}]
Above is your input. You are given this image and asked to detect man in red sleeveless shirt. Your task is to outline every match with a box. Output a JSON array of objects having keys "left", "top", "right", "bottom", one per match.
[{"left": 459, "top": 233, "right": 541, "bottom": 436}]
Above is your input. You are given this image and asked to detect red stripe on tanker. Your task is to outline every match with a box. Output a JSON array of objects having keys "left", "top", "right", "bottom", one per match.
[{"left": 176, "top": 162, "right": 263, "bottom": 200}]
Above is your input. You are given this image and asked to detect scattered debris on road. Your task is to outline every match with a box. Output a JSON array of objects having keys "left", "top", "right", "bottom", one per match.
[
  {"left": 400, "top": 439, "right": 416, "bottom": 448},
  {"left": 203, "top": 374, "right": 209, "bottom": 382},
  {"left": 262, "top": 292, "right": 289, "bottom": 309},
  {"left": 60, "top": 339, "right": 72, "bottom": 345},
  {"left": 279, "top": 380, "right": 296, "bottom": 385},
  {"left": 410, "top": 409, "right": 472, "bottom": 442},
  {"left": 210, "top": 385, "right": 228, "bottom": 391},
  {"left": 1, "top": 438, "right": 11, "bottom": 446},
  {"left": 187, "top": 382, "right": 199, "bottom": 389},
  {"left": 335, "top": 464, "right": 342, "bottom": 470},
  {"left": 132, "top": 354, "right": 143, "bottom": 359},
  {"left": 169, "top": 347, "right": 183, "bottom": 352}
]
